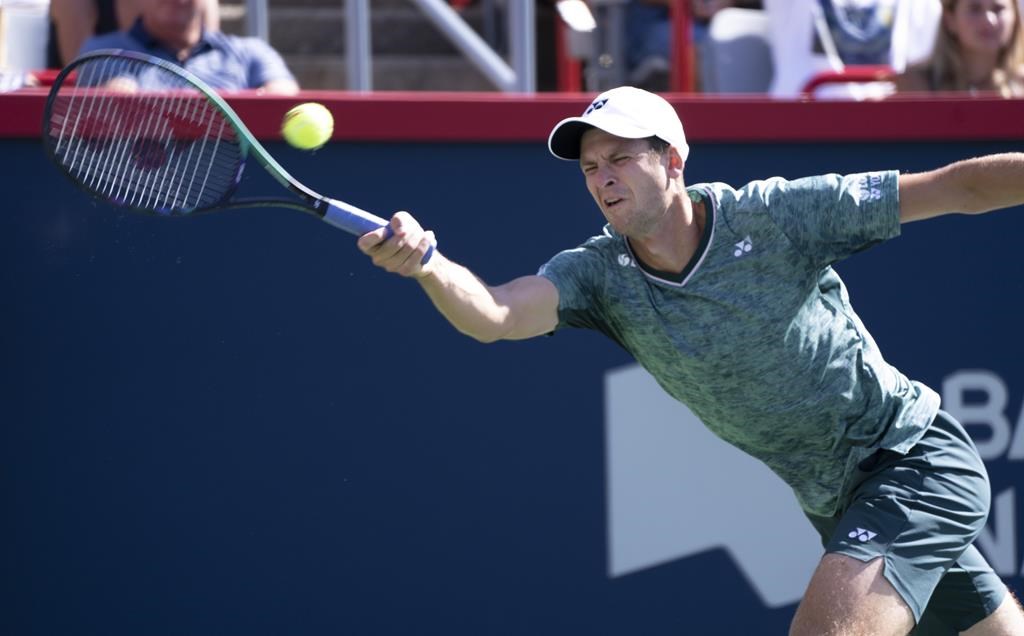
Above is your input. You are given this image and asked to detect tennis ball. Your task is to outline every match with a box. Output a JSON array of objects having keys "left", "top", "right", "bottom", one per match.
[{"left": 281, "top": 102, "right": 334, "bottom": 150}]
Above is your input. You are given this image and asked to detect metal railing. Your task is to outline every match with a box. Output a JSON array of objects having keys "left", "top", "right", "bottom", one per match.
[
  {"left": 243, "top": 0, "right": 535, "bottom": 93},
  {"left": 240, "top": 0, "right": 693, "bottom": 93}
]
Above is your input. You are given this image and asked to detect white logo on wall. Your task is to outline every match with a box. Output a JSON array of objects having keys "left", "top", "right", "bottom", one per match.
[
  {"left": 943, "top": 370, "right": 1024, "bottom": 580},
  {"left": 605, "top": 366, "right": 1024, "bottom": 608},
  {"left": 605, "top": 364, "right": 822, "bottom": 608}
]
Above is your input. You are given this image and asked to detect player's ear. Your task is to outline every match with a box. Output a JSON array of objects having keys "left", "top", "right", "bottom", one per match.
[{"left": 666, "top": 146, "right": 684, "bottom": 178}]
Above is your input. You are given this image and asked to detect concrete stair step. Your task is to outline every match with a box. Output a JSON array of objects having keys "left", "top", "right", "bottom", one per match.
[
  {"left": 217, "top": 1, "right": 557, "bottom": 91},
  {"left": 266, "top": 5, "right": 488, "bottom": 56},
  {"left": 287, "top": 53, "right": 493, "bottom": 91},
  {"left": 269, "top": 0, "right": 412, "bottom": 7}
]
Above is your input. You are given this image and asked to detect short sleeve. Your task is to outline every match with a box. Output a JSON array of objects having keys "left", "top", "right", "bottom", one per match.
[
  {"left": 537, "top": 240, "right": 610, "bottom": 331},
  {"left": 761, "top": 170, "right": 901, "bottom": 265}
]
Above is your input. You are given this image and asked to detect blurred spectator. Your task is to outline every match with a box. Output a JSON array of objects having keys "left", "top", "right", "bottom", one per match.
[
  {"left": 895, "top": 0, "right": 1024, "bottom": 96},
  {"left": 48, "top": 0, "right": 220, "bottom": 68},
  {"left": 625, "top": 0, "right": 671, "bottom": 90},
  {"left": 763, "top": 0, "right": 942, "bottom": 98},
  {"left": 78, "top": 0, "right": 298, "bottom": 94},
  {"left": 0, "top": 70, "right": 39, "bottom": 92},
  {"left": 692, "top": 0, "right": 763, "bottom": 32},
  {"left": 0, "top": 0, "right": 48, "bottom": 85},
  {"left": 692, "top": 0, "right": 764, "bottom": 90},
  {"left": 626, "top": 0, "right": 761, "bottom": 91}
]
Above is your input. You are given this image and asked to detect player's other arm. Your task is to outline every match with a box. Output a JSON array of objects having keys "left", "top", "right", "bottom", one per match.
[
  {"left": 357, "top": 212, "right": 560, "bottom": 343},
  {"left": 899, "top": 152, "right": 1024, "bottom": 223}
]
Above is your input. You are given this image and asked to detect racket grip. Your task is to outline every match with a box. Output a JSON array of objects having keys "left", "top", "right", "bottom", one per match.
[{"left": 322, "top": 198, "right": 433, "bottom": 264}]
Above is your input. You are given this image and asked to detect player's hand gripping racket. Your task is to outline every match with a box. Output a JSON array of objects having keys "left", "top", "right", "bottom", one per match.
[{"left": 42, "top": 49, "right": 432, "bottom": 262}]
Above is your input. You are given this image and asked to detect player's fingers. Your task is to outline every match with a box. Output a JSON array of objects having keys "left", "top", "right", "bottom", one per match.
[
  {"left": 361, "top": 212, "right": 435, "bottom": 277},
  {"left": 389, "top": 232, "right": 435, "bottom": 277},
  {"left": 390, "top": 211, "right": 421, "bottom": 236},
  {"left": 376, "top": 211, "right": 424, "bottom": 260},
  {"left": 356, "top": 225, "right": 390, "bottom": 254}
]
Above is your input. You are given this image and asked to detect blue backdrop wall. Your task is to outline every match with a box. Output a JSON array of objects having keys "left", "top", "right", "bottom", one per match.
[{"left": 3, "top": 109, "right": 1023, "bottom": 634}]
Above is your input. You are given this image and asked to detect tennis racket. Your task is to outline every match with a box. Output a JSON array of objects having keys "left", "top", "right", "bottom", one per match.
[{"left": 42, "top": 49, "right": 432, "bottom": 262}]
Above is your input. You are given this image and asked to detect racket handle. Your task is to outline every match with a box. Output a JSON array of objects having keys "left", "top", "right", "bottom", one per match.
[{"left": 322, "top": 198, "right": 434, "bottom": 264}]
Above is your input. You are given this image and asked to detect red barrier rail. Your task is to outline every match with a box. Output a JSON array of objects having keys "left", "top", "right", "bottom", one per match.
[{"left": 5, "top": 88, "right": 1024, "bottom": 142}]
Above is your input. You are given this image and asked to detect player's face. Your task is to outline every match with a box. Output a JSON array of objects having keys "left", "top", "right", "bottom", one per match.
[
  {"left": 579, "top": 129, "right": 672, "bottom": 237},
  {"left": 946, "top": 0, "right": 1017, "bottom": 55}
]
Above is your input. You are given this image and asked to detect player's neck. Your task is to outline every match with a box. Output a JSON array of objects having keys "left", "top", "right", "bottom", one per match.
[{"left": 628, "top": 196, "right": 704, "bottom": 274}]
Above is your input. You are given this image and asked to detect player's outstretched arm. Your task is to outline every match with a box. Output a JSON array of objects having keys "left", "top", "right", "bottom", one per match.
[
  {"left": 899, "top": 152, "right": 1024, "bottom": 223},
  {"left": 357, "top": 212, "right": 560, "bottom": 343}
]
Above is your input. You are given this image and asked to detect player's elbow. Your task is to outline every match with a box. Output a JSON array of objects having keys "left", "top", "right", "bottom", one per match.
[
  {"left": 453, "top": 313, "right": 519, "bottom": 344},
  {"left": 466, "top": 331, "right": 503, "bottom": 344},
  {"left": 457, "top": 322, "right": 510, "bottom": 344}
]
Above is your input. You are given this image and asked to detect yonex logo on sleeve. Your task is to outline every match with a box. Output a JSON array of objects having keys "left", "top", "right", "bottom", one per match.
[
  {"left": 856, "top": 174, "right": 883, "bottom": 202},
  {"left": 617, "top": 253, "right": 635, "bottom": 268},
  {"left": 849, "top": 527, "right": 878, "bottom": 542},
  {"left": 733, "top": 237, "right": 753, "bottom": 257}
]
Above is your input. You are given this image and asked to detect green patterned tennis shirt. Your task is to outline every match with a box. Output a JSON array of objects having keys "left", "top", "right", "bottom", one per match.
[{"left": 538, "top": 171, "right": 940, "bottom": 516}]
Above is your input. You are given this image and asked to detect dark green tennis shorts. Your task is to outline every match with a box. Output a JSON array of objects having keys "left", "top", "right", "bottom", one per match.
[{"left": 804, "top": 410, "right": 1007, "bottom": 635}]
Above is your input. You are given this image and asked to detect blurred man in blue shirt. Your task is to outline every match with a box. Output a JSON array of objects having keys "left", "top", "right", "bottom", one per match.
[{"left": 80, "top": 0, "right": 298, "bottom": 94}]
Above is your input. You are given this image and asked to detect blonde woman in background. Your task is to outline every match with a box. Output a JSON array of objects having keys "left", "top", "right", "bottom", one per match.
[{"left": 896, "top": 0, "right": 1024, "bottom": 95}]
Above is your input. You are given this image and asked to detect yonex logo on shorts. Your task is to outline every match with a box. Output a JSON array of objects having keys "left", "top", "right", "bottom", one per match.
[{"left": 849, "top": 527, "right": 877, "bottom": 542}]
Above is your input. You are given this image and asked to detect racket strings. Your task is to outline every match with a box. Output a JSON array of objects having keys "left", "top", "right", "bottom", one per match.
[{"left": 45, "top": 55, "right": 244, "bottom": 215}]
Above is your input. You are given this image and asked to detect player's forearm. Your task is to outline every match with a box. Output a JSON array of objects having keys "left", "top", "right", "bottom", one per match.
[
  {"left": 901, "top": 153, "right": 1024, "bottom": 223},
  {"left": 417, "top": 254, "right": 513, "bottom": 343},
  {"left": 946, "top": 153, "right": 1024, "bottom": 214}
]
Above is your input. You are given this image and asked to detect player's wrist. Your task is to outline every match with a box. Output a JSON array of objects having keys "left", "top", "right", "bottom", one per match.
[{"left": 413, "top": 251, "right": 445, "bottom": 282}]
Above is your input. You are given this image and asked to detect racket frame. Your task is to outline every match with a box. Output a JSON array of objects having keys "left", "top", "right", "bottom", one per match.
[{"left": 42, "top": 49, "right": 393, "bottom": 239}]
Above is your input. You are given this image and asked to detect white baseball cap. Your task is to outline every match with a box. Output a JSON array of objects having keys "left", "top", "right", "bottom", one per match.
[{"left": 547, "top": 86, "right": 689, "bottom": 162}]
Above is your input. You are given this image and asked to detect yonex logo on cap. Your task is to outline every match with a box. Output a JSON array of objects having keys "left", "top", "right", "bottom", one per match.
[
  {"left": 547, "top": 86, "right": 689, "bottom": 162},
  {"left": 849, "top": 527, "right": 878, "bottom": 542},
  {"left": 584, "top": 98, "right": 608, "bottom": 116}
]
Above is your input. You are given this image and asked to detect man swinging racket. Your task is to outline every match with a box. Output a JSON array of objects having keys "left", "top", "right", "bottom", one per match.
[{"left": 357, "top": 86, "right": 1024, "bottom": 636}]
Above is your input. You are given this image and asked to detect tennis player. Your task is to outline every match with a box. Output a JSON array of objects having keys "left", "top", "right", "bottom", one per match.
[{"left": 357, "top": 86, "right": 1024, "bottom": 635}]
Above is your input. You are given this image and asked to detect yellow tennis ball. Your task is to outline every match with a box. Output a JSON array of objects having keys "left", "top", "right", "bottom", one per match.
[{"left": 281, "top": 102, "right": 334, "bottom": 150}]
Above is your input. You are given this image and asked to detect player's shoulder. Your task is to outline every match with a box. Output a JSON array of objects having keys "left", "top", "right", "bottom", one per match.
[
  {"left": 545, "top": 226, "right": 620, "bottom": 266},
  {"left": 718, "top": 173, "right": 861, "bottom": 206},
  {"left": 691, "top": 179, "right": 787, "bottom": 216},
  {"left": 569, "top": 225, "right": 622, "bottom": 259},
  {"left": 538, "top": 225, "right": 623, "bottom": 287}
]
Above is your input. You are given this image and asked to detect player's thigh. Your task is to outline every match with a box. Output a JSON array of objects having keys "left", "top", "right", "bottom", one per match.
[
  {"left": 916, "top": 544, "right": 1008, "bottom": 633},
  {"left": 790, "top": 553, "right": 914, "bottom": 636},
  {"left": 797, "top": 412, "right": 993, "bottom": 634},
  {"left": 962, "top": 590, "right": 1024, "bottom": 636}
]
